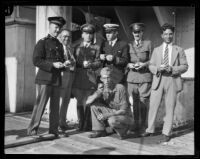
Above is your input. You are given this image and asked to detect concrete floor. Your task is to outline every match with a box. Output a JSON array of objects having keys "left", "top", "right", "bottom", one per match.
[{"left": 4, "top": 113, "right": 194, "bottom": 155}]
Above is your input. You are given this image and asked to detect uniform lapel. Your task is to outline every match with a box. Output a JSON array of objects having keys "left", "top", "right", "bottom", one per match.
[
  {"left": 112, "top": 39, "right": 120, "bottom": 55},
  {"left": 171, "top": 45, "right": 179, "bottom": 66}
]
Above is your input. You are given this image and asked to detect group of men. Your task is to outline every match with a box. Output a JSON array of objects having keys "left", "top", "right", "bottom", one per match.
[{"left": 27, "top": 15, "right": 188, "bottom": 142}]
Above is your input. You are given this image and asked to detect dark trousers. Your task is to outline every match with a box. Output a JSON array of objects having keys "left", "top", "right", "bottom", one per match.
[
  {"left": 59, "top": 71, "right": 74, "bottom": 126},
  {"left": 27, "top": 84, "right": 60, "bottom": 134},
  {"left": 127, "top": 82, "right": 151, "bottom": 130}
]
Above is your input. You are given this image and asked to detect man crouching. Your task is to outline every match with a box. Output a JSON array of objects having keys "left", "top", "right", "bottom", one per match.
[{"left": 86, "top": 67, "right": 134, "bottom": 139}]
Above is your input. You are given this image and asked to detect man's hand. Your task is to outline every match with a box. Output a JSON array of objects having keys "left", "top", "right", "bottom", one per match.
[
  {"left": 106, "top": 55, "right": 114, "bottom": 62},
  {"left": 63, "top": 60, "right": 71, "bottom": 67},
  {"left": 97, "top": 112, "right": 112, "bottom": 121},
  {"left": 127, "top": 63, "right": 135, "bottom": 69},
  {"left": 100, "top": 54, "right": 106, "bottom": 61},
  {"left": 83, "top": 61, "right": 91, "bottom": 68},
  {"left": 158, "top": 64, "right": 172, "bottom": 73},
  {"left": 165, "top": 65, "right": 172, "bottom": 73},
  {"left": 135, "top": 62, "right": 146, "bottom": 70},
  {"left": 53, "top": 62, "right": 64, "bottom": 69}
]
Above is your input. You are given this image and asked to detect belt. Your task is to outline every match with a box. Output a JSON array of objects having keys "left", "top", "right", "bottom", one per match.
[
  {"left": 130, "top": 67, "right": 149, "bottom": 73},
  {"left": 162, "top": 72, "right": 172, "bottom": 77}
]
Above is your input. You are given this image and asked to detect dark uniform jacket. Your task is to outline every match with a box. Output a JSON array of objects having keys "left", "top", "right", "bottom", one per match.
[
  {"left": 33, "top": 34, "right": 65, "bottom": 86},
  {"left": 127, "top": 40, "right": 153, "bottom": 83},
  {"left": 102, "top": 39, "right": 129, "bottom": 83},
  {"left": 73, "top": 41, "right": 101, "bottom": 90}
]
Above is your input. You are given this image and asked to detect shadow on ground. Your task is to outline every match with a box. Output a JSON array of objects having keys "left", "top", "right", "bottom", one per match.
[
  {"left": 5, "top": 127, "right": 49, "bottom": 139},
  {"left": 82, "top": 147, "right": 116, "bottom": 154},
  {"left": 109, "top": 122, "right": 194, "bottom": 145}
]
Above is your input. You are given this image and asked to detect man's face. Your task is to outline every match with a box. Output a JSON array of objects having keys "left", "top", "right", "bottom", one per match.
[
  {"left": 82, "top": 32, "right": 94, "bottom": 43},
  {"left": 106, "top": 31, "right": 118, "bottom": 41},
  {"left": 132, "top": 30, "right": 143, "bottom": 41},
  {"left": 161, "top": 29, "right": 174, "bottom": 44},
  {"left": 60, "top": 30, "right": 71, "bottom": 46},
  {"left": 49, "top": 23, "right": 60, "bottom": 37},
  {"left": 101, "top": 75, "right": 112, "bottom": 88}
]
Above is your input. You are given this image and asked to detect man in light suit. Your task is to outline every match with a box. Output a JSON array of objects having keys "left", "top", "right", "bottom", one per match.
[{"left": 141, "top": 23, "right": 188, "bottom": 142}]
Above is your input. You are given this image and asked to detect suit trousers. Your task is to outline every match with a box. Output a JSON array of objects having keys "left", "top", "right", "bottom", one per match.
[
  {"left": 28, "top": 84, "right": 60, "bottom": 134},
  {"left": 146, "top": 76, "right": 177, "bottom": 136},
  {"left": 59, "top": 71, "right": 74, "bottom": 126},
  {"left": 91, "top": 105, "right": 134, "bottom": 136},
  {"left": 127, "top": 82, "right": 151, "bottom": 129}
]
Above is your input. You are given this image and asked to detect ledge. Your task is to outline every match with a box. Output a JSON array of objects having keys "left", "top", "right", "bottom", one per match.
[
  {"left": 182, "top": 77, "right": 194, "bottom": 81},
  {"left": 5, "top": 17, "right": 35, "bottom": 26}
]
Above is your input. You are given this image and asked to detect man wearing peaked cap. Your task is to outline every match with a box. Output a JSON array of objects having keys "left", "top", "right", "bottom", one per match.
[
  {"left": 80, "top": 23, "right": 96, "bottom": 34},
  {"left": 100, "top": 23, "right": 129, "bottom": 84},
  {"left": 127, "top": 22, "right": 152, "bottom": 134},
  {"left": 129, "top": 23, "right": 145, "bottom": 32},
  {"left": 72, "top": 23, "right": 101, "bottom": 132},
  {"left": 48, "top": 16, "right": 66, "bottom": 27},
  {"left": 27, "top": 16, "right": 67, "bottom": 138},
  {"left": 103, "top": 23, "right": 119, "bottom": 33}
]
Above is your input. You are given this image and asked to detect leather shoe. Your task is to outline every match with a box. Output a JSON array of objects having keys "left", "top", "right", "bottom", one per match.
[
  {"left": 88, "top": 131, "right": 107, "bottom": 138},
  {"left": 59, "top": 125, "right": 69, "bottom": 132},
  {"left": 27, "top": 129, "right": 37, "bottom": 136},
  {"left": 140, "top": 132, "right": 154, "bottom": 137},
  {"left": 162, "top": 134, "right": 171, "bottom": 142}
]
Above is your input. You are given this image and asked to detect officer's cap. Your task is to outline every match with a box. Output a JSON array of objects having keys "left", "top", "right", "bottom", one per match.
[
  {"left": 103, "top": 23, "right": 119, "bottom": 33},
  {"left": 80, "top": 24, "right": 95, "bottom": 34},
  {"left": 100, "top": 67, "right": 113, "bottom": 78},
  {"left": 129, "top": 23, "right": 145, "bottom": 32},
  {"left": 48, "top": 16, "right": 66, "bottom": 27}
]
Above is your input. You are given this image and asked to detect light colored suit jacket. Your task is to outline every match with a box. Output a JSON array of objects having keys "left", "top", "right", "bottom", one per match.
[{"left": 149, "top": 43, "right": 188, "bottom": 92}]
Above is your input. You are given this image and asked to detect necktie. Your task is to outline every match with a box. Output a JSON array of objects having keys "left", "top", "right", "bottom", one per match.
[
  {"left": 163, "top": 44, "right": 169, "bottom": 65},
  {"left": 63, "top": 45, "right": 69, "bottom": 60},
  {"left": 109, "top": 41, "right": 113, "bottom": 47},
  {"left": 136, "top": 41, "right": 140, "bottom": 47}
]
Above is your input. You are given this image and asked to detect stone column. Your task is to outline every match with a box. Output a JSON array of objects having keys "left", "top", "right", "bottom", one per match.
[{"left": 35, "top": 6, "right": 73, "bottom": 115}]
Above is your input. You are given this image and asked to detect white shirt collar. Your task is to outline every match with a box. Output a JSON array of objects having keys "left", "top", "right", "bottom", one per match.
[
  {"left": 110, "top": 38, "right": 118, "bottom": 46},
  {"left": 163, "top": 42, "right": 172, "bottom": 47},
  {"left": 83, "top": 41, "right": 91, "bottom": 47},
  {"left": 135, "top": 40, "right": 141, "bottom": 45}
]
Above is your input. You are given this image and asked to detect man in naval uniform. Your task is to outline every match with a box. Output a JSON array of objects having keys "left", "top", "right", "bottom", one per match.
[{"left": 100, "top": 23, "right": 129, "bottom": 84}]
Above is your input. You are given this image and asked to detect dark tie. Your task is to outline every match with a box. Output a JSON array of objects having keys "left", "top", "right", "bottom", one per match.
[{"left": 163, "top": 44, "right": 169, "bottom": 65}]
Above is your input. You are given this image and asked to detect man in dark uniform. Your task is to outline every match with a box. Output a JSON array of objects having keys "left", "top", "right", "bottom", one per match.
[
  {"left": 126, "top": 23, "right": 153, "bottom": 134},
  {"left": 100, "top": 24, "right": 129, "bottom": 84},
  {"left": 27, "top": 16, "right": 66, "bottom": 137},
  {"left": 86, "top": 67, "right": 134, "bottom": 140},
  {"left": 72, "top": 24, "right": 101, "bottom": 131}
]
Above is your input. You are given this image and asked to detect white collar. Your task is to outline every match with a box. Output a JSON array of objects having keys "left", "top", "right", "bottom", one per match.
[
  {"left": 135, "top": 40, "right": 141, "bottom": 45},
  {"left": 83, "top": 41, "right": 91, "bottom": 47},
  {"left": 163, "top": 42, "right": 173, "bottom": 47}
]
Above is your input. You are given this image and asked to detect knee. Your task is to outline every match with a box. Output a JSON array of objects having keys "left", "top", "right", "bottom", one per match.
[
  {"left": 140, "top": 97, "right": 149, "bottom": 104},
  {"left": 108, "top": 116, "right": 118, "bottom": 127}
]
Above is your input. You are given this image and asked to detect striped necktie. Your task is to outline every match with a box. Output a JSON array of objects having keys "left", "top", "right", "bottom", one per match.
[{"left": 163, "top": 44, "right": 169, "bottom": 65}]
